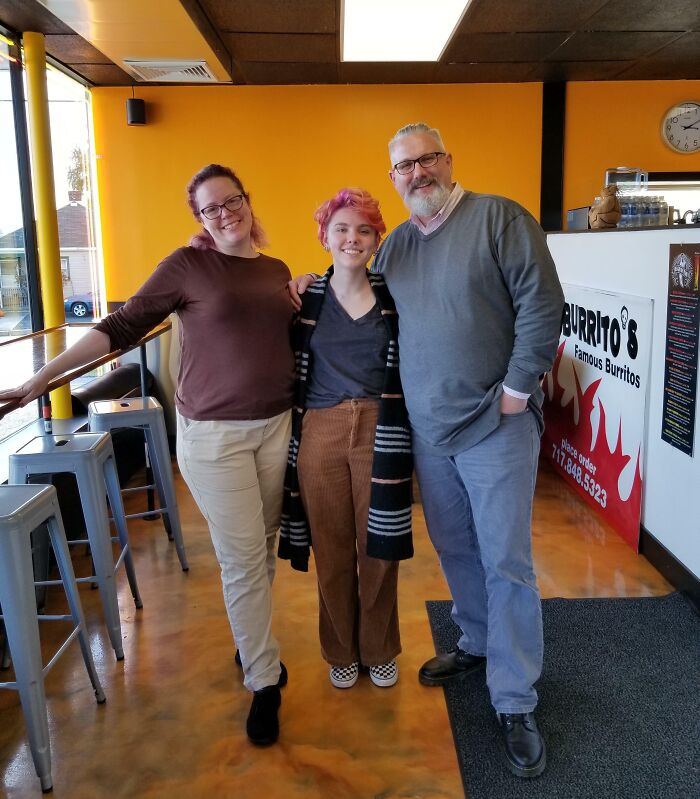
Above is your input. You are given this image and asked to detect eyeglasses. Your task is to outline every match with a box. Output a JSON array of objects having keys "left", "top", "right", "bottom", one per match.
[
  {"left": 199, "top": 194, "right": 244, "bottom": 220},
  {"left": 392, "top": 152, "right": 446, "bottom": 176}
]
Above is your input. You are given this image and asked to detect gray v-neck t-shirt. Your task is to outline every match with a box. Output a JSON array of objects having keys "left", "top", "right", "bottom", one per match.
[{"left": 305, "top": 285, "right": 388, "bottom": 409}]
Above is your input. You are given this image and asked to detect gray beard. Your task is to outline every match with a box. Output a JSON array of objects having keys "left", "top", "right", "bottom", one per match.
[{"left": 404, "top": 182, "right": 451, "bottom": 218}]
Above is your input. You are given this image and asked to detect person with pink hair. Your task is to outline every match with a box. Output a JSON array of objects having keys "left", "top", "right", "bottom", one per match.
[
  {"left": 279, "top": 188, "right": 414, "bottom": 690},
  {"left": 0, "top": 163, "right": 298, "bottom": 747}
]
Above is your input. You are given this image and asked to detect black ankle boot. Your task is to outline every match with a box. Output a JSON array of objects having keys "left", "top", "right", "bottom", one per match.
[
  {"left": 498, "top": 712, "right": 546, "bottom": 778},
  {"left": 418, "top": 648, "right": 486, "bottom": 685},
  {"left": 235, "top": 650, "right": 288, "bottom": 688},
  {"left": 246, "top": 685, "right": 281, "bottom": 746}
]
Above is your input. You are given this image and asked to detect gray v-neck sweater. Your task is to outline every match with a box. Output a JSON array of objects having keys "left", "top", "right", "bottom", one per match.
[{"left": 373, "top": 192, "right": 564, "bottom": 455}]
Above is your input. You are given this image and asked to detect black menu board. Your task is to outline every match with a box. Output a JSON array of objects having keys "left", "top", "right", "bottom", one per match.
[{"left": 661, "top": 244, "right": 700, "bottom": 455}]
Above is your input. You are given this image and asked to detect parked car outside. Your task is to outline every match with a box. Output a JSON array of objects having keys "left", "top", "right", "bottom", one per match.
[{"left": 64, "top": 292, "right": 94, "bottom": 320}]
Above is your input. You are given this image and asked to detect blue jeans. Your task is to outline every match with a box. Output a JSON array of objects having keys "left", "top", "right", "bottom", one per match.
[{"left": 414, "top": 409, "right": 543, "bottom": 714}]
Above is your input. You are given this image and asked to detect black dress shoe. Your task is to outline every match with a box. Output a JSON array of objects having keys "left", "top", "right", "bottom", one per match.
[
  {"left": 235, "top": 650, "right": 288, "bottom": 688},
  {"left": 418, "top": 648, "right": 486, "bottom": 686},
  {"left": 498, "top": 712, "right": 546, "bottom": 778},
  {"left": 246, "top": 684, "right": 281, "bottom": 746}
]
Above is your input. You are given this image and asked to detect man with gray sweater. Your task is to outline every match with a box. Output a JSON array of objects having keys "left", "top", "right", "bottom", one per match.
[{"left": 374, "top": 123, "right": 564, "bottom": 778}]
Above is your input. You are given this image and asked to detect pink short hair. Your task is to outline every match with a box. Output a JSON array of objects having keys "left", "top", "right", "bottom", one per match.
[
  {"left": 185, "top": 163, "right": 269, "bottom": 250},
  {"left": 314, "top": 188, "right": 386, "bottom": 248}
]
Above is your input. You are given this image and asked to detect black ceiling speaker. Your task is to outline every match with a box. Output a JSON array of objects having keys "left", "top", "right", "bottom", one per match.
[{"left": 126, "top": 97, "right": 146, "bottom": 125}]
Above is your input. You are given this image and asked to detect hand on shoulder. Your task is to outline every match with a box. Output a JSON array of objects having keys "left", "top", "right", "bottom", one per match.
[{"left": 287, "top": 273, "right": 318, "bottom": 311}]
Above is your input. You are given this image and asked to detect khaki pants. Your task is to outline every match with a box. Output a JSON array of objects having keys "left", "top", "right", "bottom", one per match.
[
  {"left": 176, "top": 409, "right": 291, "bottom": 692},
  {"left": 298, "top": 399, "right": 401, "bottom": 667}
]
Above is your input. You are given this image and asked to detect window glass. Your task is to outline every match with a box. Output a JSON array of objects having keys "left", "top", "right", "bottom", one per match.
[
  {"left": 0, "top": 48, "right": 108, "bottom": 442},
  {"left": 45, "top": 66, "right": 104, "bottom": 324}
]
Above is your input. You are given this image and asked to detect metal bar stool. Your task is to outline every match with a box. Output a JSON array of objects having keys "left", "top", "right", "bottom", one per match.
[
  {"left": 88, "top": 397, "right": 188, "bottom": 571},
  {"left": 9, "top": 432, "right": 143, "bottom": 661},
  {"left": 0, "top": 484, "right": 106, "bottom": 793}
]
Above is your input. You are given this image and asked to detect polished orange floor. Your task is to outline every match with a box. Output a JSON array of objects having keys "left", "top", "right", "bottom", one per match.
[{"left": 0, "top": 458, "right": 671, "bottom": 798}]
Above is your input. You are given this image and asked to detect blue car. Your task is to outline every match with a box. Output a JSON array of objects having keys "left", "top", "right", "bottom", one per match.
[{"left": 64, "top": 292, "right": 94, "bottom": 319}]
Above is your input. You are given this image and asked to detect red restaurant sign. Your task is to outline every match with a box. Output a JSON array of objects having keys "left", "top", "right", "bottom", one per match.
[{"left": 543, "top": 285, "right": 652, "bottom": 549}]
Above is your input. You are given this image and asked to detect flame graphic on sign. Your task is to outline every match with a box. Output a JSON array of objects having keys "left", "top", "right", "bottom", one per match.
[{"left": 543, "top": 341, "right": 643, "bottom": 549}]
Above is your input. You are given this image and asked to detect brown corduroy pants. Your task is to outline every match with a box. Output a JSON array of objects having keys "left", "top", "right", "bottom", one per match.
[{"left": 297, "top": 399, "right": 401, "bottom": 667}]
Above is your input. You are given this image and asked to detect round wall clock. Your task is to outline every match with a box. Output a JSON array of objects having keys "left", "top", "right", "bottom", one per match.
[{"left": 661, "top": 101, "right": 700, "bottom": 153}]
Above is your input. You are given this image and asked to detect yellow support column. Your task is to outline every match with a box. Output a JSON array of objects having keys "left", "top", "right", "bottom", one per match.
[{"left": 24, "top": 32, "right": 72, "bottom": 418}]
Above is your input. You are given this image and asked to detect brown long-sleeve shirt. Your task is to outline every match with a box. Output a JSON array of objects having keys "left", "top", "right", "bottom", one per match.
[{"left": 94, "top": 247, "right": 295, "bottom": 420}]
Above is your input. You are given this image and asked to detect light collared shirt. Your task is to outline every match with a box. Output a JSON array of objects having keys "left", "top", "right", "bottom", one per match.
[{"left": 409, "top": 182, "right": 530, "bottom": 401}]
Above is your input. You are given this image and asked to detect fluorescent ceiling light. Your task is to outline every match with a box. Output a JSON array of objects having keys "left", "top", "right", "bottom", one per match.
[{"left": 342, "top": 0, "right": 469, "bottom": 62}]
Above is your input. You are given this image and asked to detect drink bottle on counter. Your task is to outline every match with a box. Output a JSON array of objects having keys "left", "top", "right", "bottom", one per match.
[
  {"left": 619, "top": 198, "right": 631, "bottom": 227},
  {"left": 42, "top": 398, "right": 52, "bottom": 434},
  {"left": 629, "top": 196, "right": 641, "bottom": 228},
  {"left": 650, "top": 196, "right": 661, "bottom": 226}
]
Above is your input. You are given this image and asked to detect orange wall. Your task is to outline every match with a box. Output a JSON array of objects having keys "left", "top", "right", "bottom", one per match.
[
  {"left": 92, "top": 80, "right": 700, "bottom": 301},
  {"left": 563, "top": 81, "right": 700, "bottom": 213},
  {"left": 91, "top": 83, "right": 543, "bottom": 298}
]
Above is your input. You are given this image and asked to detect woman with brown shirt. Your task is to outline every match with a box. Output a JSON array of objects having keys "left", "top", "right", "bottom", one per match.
[{"left": 0, "top": 164, "right": 295, "bottom": 747}]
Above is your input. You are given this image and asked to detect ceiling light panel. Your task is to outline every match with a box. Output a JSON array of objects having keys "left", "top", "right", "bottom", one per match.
[{"left": 342, "top": 0, "right": 470, "bottom": 62}]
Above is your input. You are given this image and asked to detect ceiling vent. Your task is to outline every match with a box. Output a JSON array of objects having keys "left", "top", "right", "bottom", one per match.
[{"left": 122, "top": 59, "right": 218, "bottom": 83}]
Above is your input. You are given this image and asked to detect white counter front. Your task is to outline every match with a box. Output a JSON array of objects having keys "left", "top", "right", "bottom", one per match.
[{"left": 547, "top": 226, "right": 700, "bottom": 580}]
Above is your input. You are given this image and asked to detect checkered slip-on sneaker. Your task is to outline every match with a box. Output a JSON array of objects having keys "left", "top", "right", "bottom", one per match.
[
  {"left": 369, "top": 660, "right": 398, "bottom": 687},
  {"left": 329, "top": 662, "right": 359, "bottom": 689}
]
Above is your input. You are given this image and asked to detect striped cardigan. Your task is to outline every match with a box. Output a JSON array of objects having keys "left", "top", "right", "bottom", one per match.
[{"left": 278, "top": 267, "right": 414, "bottom": 572}]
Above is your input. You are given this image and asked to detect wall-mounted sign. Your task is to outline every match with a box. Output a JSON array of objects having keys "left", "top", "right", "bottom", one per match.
[
  {"left": 661, "top": 245, "right": 700, "bottom": 456},
  {"left": 543, "top": 285, "right": 653, "bottom": 550}
]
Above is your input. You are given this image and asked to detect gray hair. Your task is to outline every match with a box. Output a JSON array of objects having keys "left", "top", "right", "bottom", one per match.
[{"left": 388, "top": 122, "right": 446, "bottom": 155}]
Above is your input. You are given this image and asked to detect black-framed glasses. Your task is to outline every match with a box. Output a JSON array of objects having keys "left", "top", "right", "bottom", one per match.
[
  {"left": 199, "top": 194, "right": 244, "bottom": 219},
  {"left": 393, "top": 152, "right": 446, "bottom": 176}
]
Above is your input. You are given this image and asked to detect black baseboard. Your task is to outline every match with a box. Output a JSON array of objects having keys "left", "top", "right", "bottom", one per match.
[{"left": 640, "top": 527, "right": 700, "bottom": 615}]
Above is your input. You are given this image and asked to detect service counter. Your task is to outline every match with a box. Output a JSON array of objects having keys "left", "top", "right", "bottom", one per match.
[{"left": 546, "top": 224, "right": 700, "bottom": 586}]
